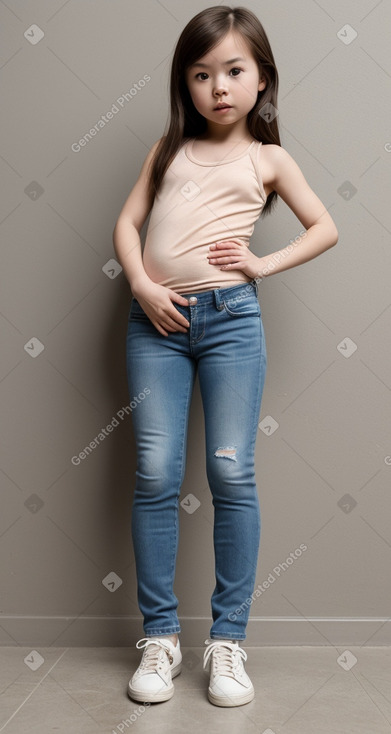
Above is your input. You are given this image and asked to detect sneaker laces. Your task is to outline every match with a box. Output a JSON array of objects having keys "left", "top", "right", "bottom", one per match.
[
  {"left": 203, "top": 639, "right": 247, "bottom": 679},
  {"left": 135, "top": 638, "right": 173, "bottom": 671}
]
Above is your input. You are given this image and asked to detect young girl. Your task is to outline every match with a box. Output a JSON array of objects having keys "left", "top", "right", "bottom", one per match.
[{"left": 113, "top": 5, "right": 338, "bottom": 708}]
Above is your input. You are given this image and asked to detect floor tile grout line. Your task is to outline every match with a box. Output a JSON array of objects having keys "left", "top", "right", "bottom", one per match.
[{"left": 0, "top": 648, "right": 69, "bottom": 732}]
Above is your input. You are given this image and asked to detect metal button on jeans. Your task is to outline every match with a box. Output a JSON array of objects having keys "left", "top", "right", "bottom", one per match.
[{"left": 188, "top": 296, "right": 198, "bottom": 305}]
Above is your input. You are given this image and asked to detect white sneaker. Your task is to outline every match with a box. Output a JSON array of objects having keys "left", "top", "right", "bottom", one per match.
[
  {"left": 203, "top": 638, "right": 255, "bottom": 707},
  {"left": 128, "top": 637, "right": 182, "bottom": 703}
]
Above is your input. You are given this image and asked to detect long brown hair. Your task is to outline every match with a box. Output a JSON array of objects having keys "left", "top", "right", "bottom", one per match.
[{"left": 147, "top": 6, "right": 281, "bottom": 217}]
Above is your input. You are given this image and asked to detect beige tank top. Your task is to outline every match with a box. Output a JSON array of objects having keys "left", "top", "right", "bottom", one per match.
[{"left": 142, "top": 137, "right": 267, "bottom": 294}]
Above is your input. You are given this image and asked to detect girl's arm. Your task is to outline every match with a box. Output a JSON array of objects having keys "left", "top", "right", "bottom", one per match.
[
  {"left": 112, "top": 140, "right": 190, "bottom": 336},
  {"left": 207, "top": 146, "right": 338, "bottom": 279},
  {"left": 112, "top": 139, "right": 159, "bottom": 289},
  {"left": 259, "top": 146, "right": 338, "bottom": 276}
]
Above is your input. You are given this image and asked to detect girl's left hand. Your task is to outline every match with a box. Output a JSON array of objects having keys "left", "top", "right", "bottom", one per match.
[{"left": 207, "top": 238, "right": 262, "bottom": 280}]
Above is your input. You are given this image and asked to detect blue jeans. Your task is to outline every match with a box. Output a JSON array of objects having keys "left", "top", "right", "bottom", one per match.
[{"left": 126, "top": 280, "right": 267, "bottom": 641}]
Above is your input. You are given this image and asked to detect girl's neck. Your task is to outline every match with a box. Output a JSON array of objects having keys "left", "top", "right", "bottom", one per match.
[
  {"left": 196, "top": 121, "right": 252, "bottom": 145},
  {"left": 195, "top": 132, "right": 254, "bottom": 145}
]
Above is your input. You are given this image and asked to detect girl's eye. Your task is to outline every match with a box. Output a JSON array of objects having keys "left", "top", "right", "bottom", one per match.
[{"left": 195, "top": 68, "right": 243, "bottom": 80}]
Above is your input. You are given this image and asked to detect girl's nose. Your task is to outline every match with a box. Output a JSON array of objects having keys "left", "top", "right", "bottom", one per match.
[
  {"left": 213, "top": 78, "right": 228, "bottom": 96},
  {"left": 214, "top": 87, "right": 228, "bottom": 98}
]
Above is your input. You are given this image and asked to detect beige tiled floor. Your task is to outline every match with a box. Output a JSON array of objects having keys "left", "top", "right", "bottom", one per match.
[{"left": 0, "top": 646, "right": 391, "bottom": 733}]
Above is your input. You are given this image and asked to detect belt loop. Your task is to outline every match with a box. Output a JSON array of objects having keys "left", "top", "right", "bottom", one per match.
[{"left": 213, "top": 288, "right": 224, "bottom": 310}]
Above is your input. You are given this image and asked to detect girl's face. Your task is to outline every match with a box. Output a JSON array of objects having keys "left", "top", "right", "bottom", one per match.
[{"left": 185, "top": 30, "right": 266, "bottom": 135}]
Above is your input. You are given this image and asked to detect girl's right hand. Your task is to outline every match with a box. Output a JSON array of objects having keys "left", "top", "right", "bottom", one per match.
[{"left": 131, "top": 279, "right": 190, "bottom": 336}]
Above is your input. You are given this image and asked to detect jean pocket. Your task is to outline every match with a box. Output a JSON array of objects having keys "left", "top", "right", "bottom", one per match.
[{"left": 223, "top": 294, "right": 261, "bottom": 318}]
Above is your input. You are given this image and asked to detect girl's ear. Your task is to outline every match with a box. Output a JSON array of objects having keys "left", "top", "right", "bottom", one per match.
[{"left": 258, "top": 77, "right": 267, "bottom": 92}]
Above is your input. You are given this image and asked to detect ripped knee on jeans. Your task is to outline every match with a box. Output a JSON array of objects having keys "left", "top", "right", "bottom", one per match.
[{"left": 214, "top": 446, "right": 237, "bottom": 462}]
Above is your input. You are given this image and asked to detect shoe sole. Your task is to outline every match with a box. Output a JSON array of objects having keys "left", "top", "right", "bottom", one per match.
[
  {"left": 128, "top": 661, "right": 182, "bottom": 703},
  {"left": 207, "top": 686, "right": 254, "bottom": 707}
]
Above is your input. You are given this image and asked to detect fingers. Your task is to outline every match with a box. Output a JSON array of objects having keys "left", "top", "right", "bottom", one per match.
[
  {"left": 208, "top": 249, "right": 236, "bottom": 258},
  {"left": 209, "top": 242, "right": 240, "bottom": 251},
  {"left": 209, "top": 254, "right": 243, "bottom": 268},
  {"left": 208, "top": 242, "right": 243, "bottom": 263},
  {"left": 155, "top": 306, "right": 189, "bottom": 334},
  {"left": 171, "top": 293, "right": 192, "bottom": 307},
  {"left": 165, "top": 317, "right": 188, "bottom": 333},
  {"left": 209, "top": 254, "right": 241, "bottom": 263},
  {"left": 154, "top": 323, "right": 169, "bottom": 337},
  {"left": 166, "top": 294, "right": 190, "bottom": 329},
  {"left": 169, "top": 309, "right": 190, "bottom": 330},
  {"left": 145, "top": 289, "right": 197, "bottom": 335},
  {"left": 153, "top": 318, "right": 183, "bottom": 337}
]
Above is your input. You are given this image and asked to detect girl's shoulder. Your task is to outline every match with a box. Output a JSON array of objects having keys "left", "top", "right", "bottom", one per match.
[
  {"left": 253, "top": 143, "right": 301, "bottom": 195},
  {"left": 258, "top": 143, "right": 300, "bottom": 181},
  {"left": 259, "top": 143, "right": 296, "bottom": 166}
]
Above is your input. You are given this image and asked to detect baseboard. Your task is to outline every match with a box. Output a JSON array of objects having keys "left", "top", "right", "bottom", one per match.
[{"left": 1, "top": 616, "right": 390, "bottom": 647}]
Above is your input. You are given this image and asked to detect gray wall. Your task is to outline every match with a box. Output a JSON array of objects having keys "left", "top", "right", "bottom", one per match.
[{"left": 1, "top": 0, "right": 390, "bottom": 648}]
